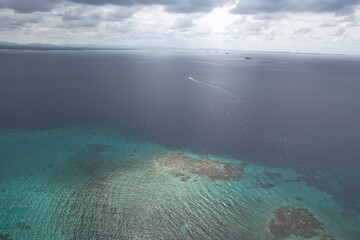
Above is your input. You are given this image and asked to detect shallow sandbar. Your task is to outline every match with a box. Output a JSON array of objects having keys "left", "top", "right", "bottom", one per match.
[{"left": 155, "top": 153, "right": 244, "bottom": 180}]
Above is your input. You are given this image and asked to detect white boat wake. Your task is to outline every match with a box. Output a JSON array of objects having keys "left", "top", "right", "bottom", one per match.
[{"left": 187, "top": 77, "right": 239, "bottom": 99}]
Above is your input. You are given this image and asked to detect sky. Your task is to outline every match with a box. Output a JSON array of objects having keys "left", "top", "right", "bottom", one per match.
[{"left": 0, "top": 0, "right": 360, "bottom": 54}]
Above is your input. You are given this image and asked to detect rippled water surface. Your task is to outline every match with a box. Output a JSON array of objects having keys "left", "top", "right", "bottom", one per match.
[{"left": 0, "top": 50, "right": 360, "bottom": 239}]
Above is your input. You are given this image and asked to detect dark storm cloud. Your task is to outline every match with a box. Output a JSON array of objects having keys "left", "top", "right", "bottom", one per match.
[
  {"left": 70, "top": 0, "right": 226, "bottom": 13},
  {"left": 232, "top": 0, "right": 360, "bottom": 14},
  {"left": 0, "top": 0, "right": 227, "bottom": 13},
  {"left": 59, "top": 5, "right": 137, "bottom": 22},
  {"left": 0, "top": 10, "right": 41, "bottom": 30},
  {"left": 0, "top": 0, "right": 57, "bottom": 13}
]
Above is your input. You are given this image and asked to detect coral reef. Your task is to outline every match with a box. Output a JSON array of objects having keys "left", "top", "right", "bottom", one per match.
[
  {"left": 321, "top": 235, "right": 335, "bottom": 240},
  {"left": 17, "top": 222, "right": 31, "bottom": 230},
  {"left": 171, "top": 172, "right": 185, "bottom": 178},
  {"left": 269, "top": 206, "right": 323, "bottom": 238},
  {"left": 180, "top": 176, "right": 191, "bottom": 182},
  {"left": 0, "top": 234, "right": 11, "bottom": 240},
  {"left": 155, "top": 154, "right": 244, "bottom": 180},
  {"left": 264, "top": 172, "right": 282, "bottom": 180},
  {"left": 258, "top": 182, "right": 275, "bottom": 189},
  {"left": 284, "top": 173, "right": 359, "bottom": 212}
]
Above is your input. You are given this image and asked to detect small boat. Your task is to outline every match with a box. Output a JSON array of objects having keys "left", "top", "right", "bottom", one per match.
[{"left": 245, "top": 57, "right": 251, "bottom": 60}]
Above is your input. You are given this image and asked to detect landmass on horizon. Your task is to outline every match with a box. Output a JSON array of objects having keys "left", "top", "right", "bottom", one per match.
[{"left": 0, "top": 41, "right": 347, "bottom": 56}]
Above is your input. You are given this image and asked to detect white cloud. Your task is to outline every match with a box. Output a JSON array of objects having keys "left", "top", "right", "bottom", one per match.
[{"left": 0, "top": 1, "right": 359, "bottom": 54}]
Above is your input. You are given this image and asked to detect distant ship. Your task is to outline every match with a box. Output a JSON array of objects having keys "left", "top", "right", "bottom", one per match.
[{"left": 245, "top": 57, "right": 252, "bottom": 60}]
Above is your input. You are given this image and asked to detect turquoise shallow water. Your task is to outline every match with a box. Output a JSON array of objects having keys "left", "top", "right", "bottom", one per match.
[{"left": 1, "top": 127, "right": 359, "bottom": 240}]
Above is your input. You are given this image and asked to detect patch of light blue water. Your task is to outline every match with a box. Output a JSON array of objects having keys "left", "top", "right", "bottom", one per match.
[{"left": 1, "top": 127, "right": 359, "bottom": 239}]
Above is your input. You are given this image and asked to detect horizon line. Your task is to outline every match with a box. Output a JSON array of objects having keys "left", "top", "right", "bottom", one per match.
[{"left": 0, "top": 41, "right": 356, "bottom": 56}]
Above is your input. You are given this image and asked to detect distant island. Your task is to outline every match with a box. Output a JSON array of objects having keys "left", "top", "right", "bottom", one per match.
[{"left": 0, "top": 41, "right": 132, "bottom": 51}]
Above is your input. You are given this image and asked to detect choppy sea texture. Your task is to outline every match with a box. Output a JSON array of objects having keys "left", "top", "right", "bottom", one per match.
[{"left": 1, "top": 128, "right": 359, "bottom": 240}]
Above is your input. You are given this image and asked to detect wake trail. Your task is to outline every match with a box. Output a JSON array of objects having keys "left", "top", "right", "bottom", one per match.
[{"left": 188, "top": 77, "right": 240, "bottom": 100}]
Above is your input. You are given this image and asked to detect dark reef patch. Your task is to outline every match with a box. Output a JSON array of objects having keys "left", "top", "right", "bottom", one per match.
[
  {"left": 258, "top": 182, "right": 275, "bottom": 189},
  {"left": 0, "top": 233, "right": 12, "bottom": 240},
  {"left": 284, "top": 178, "right": 303, "bottom": 183},
  {"left": 155, "top": 154, "right": 245, "bottom": 180},
  {"left": 50, "top": 143, "right": 117, "bottom": 183},
  {"left": 321, "top": 235, "right": 336, "bottom": 240},
  {"left": 297, "top": 175, "right": 335, "bottom": 195},
  {"left": 17, "top": 222, "right": 32, "bottom": 230},
  {"left": 180, "top": 176, "right": 191, "bottom": 182},
  {"left": 170, "top": 171, "right": 192, "bottom": 182},
  {"left": 264, "top": 172, "right": 282, "bottom": 180},
  {"left": 284, "top": 173, "right": 359, "bottom": 212},
  {"left": 171, "top": 171, "right": 185, "bottom": 178},
  {"left": 269, "top": 206, "right": 323, "bottom": 238},
  {"left": 285, "top": 174, "right": 340, "bottom": 199}
]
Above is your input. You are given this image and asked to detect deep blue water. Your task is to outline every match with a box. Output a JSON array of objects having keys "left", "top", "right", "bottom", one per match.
[
  {"left": 2, "top": 51, "right": 360, "bottom": 166},
  {"left": 0, "top": 50, "right": 360, "bottom": 239}
]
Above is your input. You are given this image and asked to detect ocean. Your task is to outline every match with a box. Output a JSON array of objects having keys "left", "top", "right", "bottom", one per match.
[{"left": 0, "top": 50, "right": 359, "bottom": 239}]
